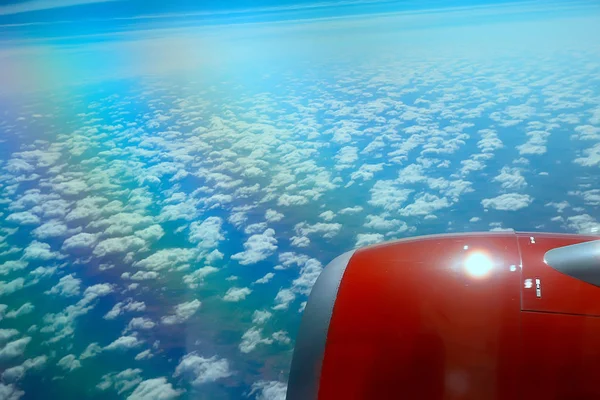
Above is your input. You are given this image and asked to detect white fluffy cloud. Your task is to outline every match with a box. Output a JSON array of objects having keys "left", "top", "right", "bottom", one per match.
[
  {"left": 254, "top": 272, "right": 274, "bottom": 284},
  {"left": 481, "top": 193, "right": 533, "bottom": 211},
  {"left": 182, "top": 266, "right": 218, "bottom": 289},
  {"left": 223, "top": 287, "right": 252, "bottom": 302},
  {"left": 0, "top": 383, "right": 24, "bottom": 400},
  {"left": 0, "top": 329, "right": 20, "bottom": 344},
  {"left": 239, "top": 327, "right": 273, "bottom": 353},
  {"left": 0, "top": 261, "right": 28, "bottom": 276},
  {"left": 93, "top": 236, "right": 146, "bottom": 257},
  {"left": 294, "top": 222, "right": 341, "bottom": 239},
  {"left": 134, "top": 248, "right": 195, "bottom": 271},
  {"left": 249, "top": 380, "right": 287, "bottom": 400},
  {"left": 61, "top": 232, "right": 99, "bottom": 251},
  {"left": 0, "top": 337, "right": 30, "bottom": 361},
  {"left": 565, "top": 214, "right": 600, "bottom": 234},
  {"left": 127, "top": 378, "right": 182, "bottom": 400},
  {"left": 32, "top": 220, "right": 72, "bottom": 239},
  {"left": 57, "top": 354, "right": 82, "bottom": 372},
  {"left": 368, "top": 181, "right": 413, "bottom": 211},
  {"left": 104, "top": 336, "right": 144, "bottom": 351},
  {"left": 0, "top": 278, "right": 25, "bottom": 296},
  {"left": 232, "top": 229, "right": 277, "bottom": 265},
  {"left": 5, "top": 303, "right": 35, "bottom": 319},
  {"left": 22, "top": 241, "right": 62, "bottom": 261},
  {"left": 97, "top": 368, "right": 143, "bottom": 394},
  {"left": 338, "top": 206, "right": 363, "bottom": 215},
  {"left": 173, "top": 352, "right": 232, "bottom": 386},
  {"left": 252, "top": 310, "right": 272, "bottom": 325},
  {"left": 6, "top": 212, "right": 41, "bottom": 226},
  {"left": 1, "top": 355, "right": 47, "bottom": 383},
  {"left": 127, "top": 317, "right": 156, "bottom": 331},
  {"left": 80, "top": 342, "right": 103, "bottom": 360},
  {"left": 188, "top": 217, "right": 224, "bottom": 249},
  {"left": 46, "top": 274, "right": 81, "bottom": 297},
  {"left": 104, "top": 300, "right": 146, "bottom": 320},
  {"left": 264, "top": 209, "right": 284, "bottom": 223},
  {"left": 161, "top": 299, "right": 201, "bottom": 325},
  {"left": 134, "top": 225, "right": 165, "bottom": 242},
  {"left": 493, "top": 167, "right": 527, "bottom": 190},
  {"left": 272, "top": 288, "right": 295, "bottom": 311},
  {"left": 355, "top": 233, "right": 385, "bottom": 248}
]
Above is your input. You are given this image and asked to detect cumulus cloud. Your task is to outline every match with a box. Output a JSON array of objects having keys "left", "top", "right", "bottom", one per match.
[
  {"left": 239, "top": 327, "right": 273, "bottom": 353},
  {"left": 252, "top": 310, "right": 272, "bottom": 325},
  {"left": 249, "top": 380, "right": 287, "bottom": 400},
  {"left": 161, "top": 299, "right": 201, "bottom": 325},
  {"left": 127, "top": 317, "right": 156, "bottom": 331},
  {"left": 223, "top": 287, "right": 252, "bottom": 302},
  {"left": 135, "top": 349, "right": 153, "bottom": 360},
  {"left": 493, "top": 167, "right": 527, "bottom": 190},
  {"left": 277, "top": 194, "right": 309, "bottom": 207},
  {"left": 46, "top": 274, "right": 81, "bottom": 297},
  {"left": 291, "top": 259, "right": 323, "bottom": 295},
  {"left": 0, "top": 383, "right": 24, "bottom": 400},
  {"left": 57, "top": 354, "right": 81, "bottom": 372},
  {"left": 0, "top": 329, "right": 20, "bottom": 344},
  {"left": 104, "top": 336, "right": 143, "bottom": 351},
  {"left": 368, "top": 181, "right": 413, "bottom": 211},
  {"left": 574, "top": 143, "right": 600, "bottom": 167},
  {"left": 232, "top": 229, "right": 277, "bottom": 265},
  {"left": 188, "top": 217, "right": 224, "bottom": 249},
  {"left": 271, "top": 331, "right": 291, "bottom": 345},
  {"left": 481, "top": 193, "right": 533, "bottom": 211},
  {"left": 0, "top": 337, "right": 31, "bottom": 361},
  {"left": 122, "top": 271, "right": 160, "bottom": 281},
  {"left": 31, "top": 220, "right": 72, "bottom": 239},
  {"left": 1, "top": 355, "right": 47, "bottom": 383},
  {"left": 294, "top": 222, "right": 341, "bottom": 239},
  {"left": 290, "top": 236, "right": 310, "bottom": 248},
  {"left": 318, "top": 211, "right": 336, "bottom": 222},
  {"left": 127, "top": 377, "right": 182, "bottom": 400},
  {"left": 254, "top": 272, "right": 274, "bottom": 285},
  {"left": 565, "top": 214, "right": 600, "bottom": 234},
  {"left": 5, "top": 303, "right": 34, "bottom": 319},
  {"left": 182, "top": 266, "right": 218, "bottom": 289},
  {"left": 134, "top": 225, "right": 165, "bottom": 242},
  {"left": 399, "top": 193, "right": 450, "bottom": 217},
  {"left": 80, "top": 342, "right": 103, "bottom": 360},
  {"left": 0, "top": 278, "right": 25, "bottom": 296},
  {"left": 338, "top": 206, "right": 363, "bottom": 215},
  {"left": 265, "top": 209, "right": 284, "bottom": 223},
  {"left": 6, "top": 212, "right": 41, "bottom": 226},
  {"left": 173, "top": 352, "right": 232, "bottom": 386},
  {"left": 97, "top": 368, "right": 143, "bottom": 394},
  {"left": 272, "top": 289, "right": 295, "bottom": 311},
  {"left": 334, "top": 146, "right": 359, "bottom": 170},
  {"left": 93, "top": 236, "right": 146, "bottom": 257},
  {"left": 355, "top": 233, "right": 385, "bottom": 248},
  {"left": 61, "top": 232, "right": 99, "bottom": 251},
  {"left": 134, "top": 248, "right": 195, "bottom": 271},
  {"left": 104, "top": 300, "right": 146, "bottom": 320},
  {"left": 22, "top": 241, "right": 62, "bottom": 261},
  {"left": 0, "top": 260, "right": 28, "bottom": 276}
]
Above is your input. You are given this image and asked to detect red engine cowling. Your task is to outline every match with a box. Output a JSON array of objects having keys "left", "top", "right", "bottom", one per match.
[{"left": 287, "top": 231, "right": 600, "bottom": 400}]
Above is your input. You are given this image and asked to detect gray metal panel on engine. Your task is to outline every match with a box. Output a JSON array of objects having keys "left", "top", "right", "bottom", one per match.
[
  {"left": 544, "top": 240, "right": 600, "bottom": 286},
  {"left": 286, "top": 250, "right": 355, "bottom": 400}
]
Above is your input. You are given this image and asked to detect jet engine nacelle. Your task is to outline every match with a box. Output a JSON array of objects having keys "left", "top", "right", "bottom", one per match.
[{"left": 287, "top": 231, "right": 600, "bottom": 399}]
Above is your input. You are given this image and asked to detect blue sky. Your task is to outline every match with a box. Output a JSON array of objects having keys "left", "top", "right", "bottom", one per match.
[{"left": 0, "top": 0, "right": 575, "bottom": 41}]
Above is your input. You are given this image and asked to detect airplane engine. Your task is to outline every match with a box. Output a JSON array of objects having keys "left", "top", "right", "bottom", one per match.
[{"left": 287, "top": 231, "right": 600, "bottom": 400}]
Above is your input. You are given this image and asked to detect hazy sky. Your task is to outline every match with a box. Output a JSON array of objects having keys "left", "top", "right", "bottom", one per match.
[{"left": 1, "top": 0, "right": 599, "bottom": 94}]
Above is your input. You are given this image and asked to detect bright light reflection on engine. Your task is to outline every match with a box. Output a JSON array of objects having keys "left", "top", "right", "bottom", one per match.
[{"left": 464, "top": 252, "right": 493, "bottom": 278}]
